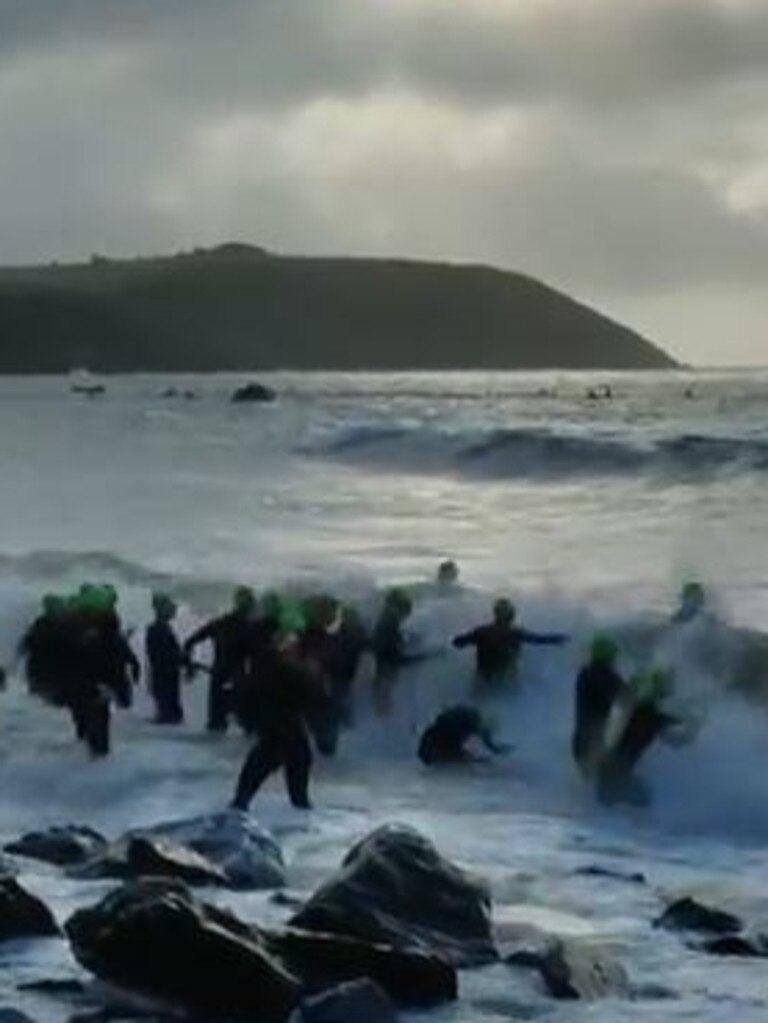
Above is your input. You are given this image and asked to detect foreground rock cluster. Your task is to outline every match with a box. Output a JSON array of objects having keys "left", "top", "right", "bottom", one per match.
[{"left": 2, "top": 814, "right": 761, "bottom": 1022}]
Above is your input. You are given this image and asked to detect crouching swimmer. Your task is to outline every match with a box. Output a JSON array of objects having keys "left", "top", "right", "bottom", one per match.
[
  {"left": 572, "top": 635, "right": 625, "bottom": 780},
  {"left": 418, "top": 705, "right": 511, "bottom": 766},
  {"left": 231, "top": 632, "right": 329, "bottom": 811},
  {"left": 597, "top": 668, "right": 680, "bottom": 807}
]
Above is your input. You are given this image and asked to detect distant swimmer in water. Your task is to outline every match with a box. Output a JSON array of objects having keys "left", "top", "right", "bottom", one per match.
[
  {"left": 597, "top": 668, "right": 681, "bottom": 807},
  {"left": 145, "top": 593, "right": 185, "bottom": 725},
  {"left": 572, "top": 635, "right": 625, "bottom": 780},
  {"left": 453, "top": 598, "right": 567, "bottom": 691},
  {"left": 372, "top": 588, "right": 426, "bottom": 715},
  {"left": 418, "top": 705, "right": 511, "bottom": 766},
  {"left": 183, "top": 586, "right": 256, "bottom": 733},
  {"left": 671, "top": 581, "right": 707, "bottom": 625}
]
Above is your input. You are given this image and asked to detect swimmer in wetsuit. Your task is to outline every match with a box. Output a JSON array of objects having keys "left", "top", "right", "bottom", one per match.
[
  {"left": 453, "top": 598, "right": 567, "bottom": 689},
  {"left": 418, "top": 704, "right": 510, "bottom": 766},
  {"left": 572, "top": 635, "right": 625, "bottom": 780}
]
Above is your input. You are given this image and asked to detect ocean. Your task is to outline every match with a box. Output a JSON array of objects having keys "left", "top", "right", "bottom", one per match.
[{"left": 2, "top": 369, "right": 768, "bottom": 1021}]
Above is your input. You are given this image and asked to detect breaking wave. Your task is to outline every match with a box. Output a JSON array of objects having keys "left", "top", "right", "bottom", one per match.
[{"left": 305, "top": 424, "right": 768, "bottom": 482}]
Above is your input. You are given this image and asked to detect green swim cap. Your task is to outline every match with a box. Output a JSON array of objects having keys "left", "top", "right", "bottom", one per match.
[
  {"left": 681, "top": 581, "right": 705, "bottom": 603},
  {"left": 42, "top": 593, "right": 65, "bottom": 616},
  {"left": 494, "top": 598, "right": 516, "bottom": 622},
  {"left": 386, "top": 588, "right": 412, "bottom": 614},
  {"left": 279, "top": 596, "right": 306, "bottom": 633},
  {"left": 233, "top": 586, "right": 256, "bottom": 613},
  {"left": 152, "top": 592, "right": 176, "bottom": 615},
  {"left": 591, "top": 634, "right": 618, "bottom": 664}
]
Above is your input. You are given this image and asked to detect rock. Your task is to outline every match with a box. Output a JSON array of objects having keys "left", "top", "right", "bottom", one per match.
[
  {"left": 698, "top": 934, "right": 768, "bottom": 958},
  {"left": 266, "top": 927, "right": 457, "bottom": 1007},
  {"left": 290, "top": 824, "right": 496, "bottom": 967},
  {"left": 231, "top": 382, "right": 276, "bottom": 404},
  {"left": 506, "top": 938, "right": 629, "bottom": 1001},
  {"left": 0, "top": 1012, "right": 37, "bottom": 1023},
  {"left": 74, "top": 835, "right": 239, "bottom": 888},
  {"left": 5, "top": 826, "right": 107, "bottom": 868},
  {"left": 654, "top": 897, "right": 743, "bottom": 935},
  {"left": 574, "top": 865, "right": 646, "bottom": 885},
  {"left": 65, "top": 879, "right": 301, "bottom": 1023},
  {"left": 131, "top": 811, "right": 285, "bottom": 890},
  {"left": 17, "top": 979, "right": 87, "bottom": 996},
  {"left": 290, "top": 980, "right": 397, "bottom": 1023},
  {"left": 125, "top": 837, "right": 229, "bottom": 887},
  {"left": 0, "top": 876, "right": 59, "bottom": 941},
  {"left": 0, "top": 856, "right": 17, "bottom": 878}
]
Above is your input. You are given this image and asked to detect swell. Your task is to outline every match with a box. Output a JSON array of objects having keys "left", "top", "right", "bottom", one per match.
[{"left": 305, "top": 424, "right": 768, "bottom": 481}]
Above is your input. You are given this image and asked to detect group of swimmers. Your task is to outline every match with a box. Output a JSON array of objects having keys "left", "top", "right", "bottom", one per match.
[{"left": 13, "top": 568, "right": 706, "bottom": 811}]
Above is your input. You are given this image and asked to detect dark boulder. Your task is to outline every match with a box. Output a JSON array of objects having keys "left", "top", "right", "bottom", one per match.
[
  {"left": 574, "top": 865, "right": 646, "bottom": 885},
  {"left": 0, "top": 876, "right": 59, "bottom": 941},
  {"left": 72, "top": 836, "right": 227, "bottom": 888},
  {"left": 290, "top": 980, "right": 397, "bottom": 1023},
  {"left": 0, "top": 1012, "right": 37, "bottom": 1023},
  {"left": 698, "top": 934, "right": 768, "bottom": 958},
  {"left": 507, "top": 938, "right": 629, "bottom": 1001},
  {"left": 5, "top": 826, "right": 107, "bottom": 868},
  {"left": 65, "top": 879, "right": 301, "bottom": 1023},
  {"left": 125, "top": 837, "right": 228, "bottom": 887},
  {"left": 654, "top": 897, "right": 743, "bottom": 935},
  {"left": 231, "top": 382, "right": 276, "bottom": 404},
  {"left": 290, "top": 824, "right": 496, "bottom": 967},
  {"left": 266, "top": 927, "right": 456, "bottom": 1007},
  {"left": 131, "top": 811, "right": 285, "bottom": 890}
]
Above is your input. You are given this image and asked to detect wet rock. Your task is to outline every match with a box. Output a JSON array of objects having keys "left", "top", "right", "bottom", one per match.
[
  {"left": 231, "top": 382, "right": 276, "bottom": 404},
  {"left": 266, "top": 927, "right": 457, "bottom": 1007},
  {"left": 698, "top": 934, "right": 768, "bottom": 958},
  {"left": 507, "top": 938, "right": 629, "bottom": 1001},
  {"left": 290, "top": 979, "right": 397, "bottom": 1023},
  {"left": 5, "top": 826, "right": 107, "bottom": 868},
  {"left": 575, "top": 865, "right": 646, "bottom": 885},
  {"left": 17, "top": 979, "right": 87, "bottom": 996},
  {"left": 0, "top": 1011, "right": 37, "bottom": 1023},
  {"left": 125, "top": 837, "right": 228, "bottom": 887},
  {"left": 0, "top": 876, "right": 59, "bottom": 941},
  {"left": 72, "top": 836, "right": 227, "bottom": 888},
  {"left": 65, "top": 879, "right": 301, "bottom": 1023},
  {"left": 131, "top": 811, "right": 285, "bottom": 890},
  {"left": 290, "top": 824, "right": 496, "bottom": 967},
  {"left": 654, "top": 897, "right": 743, "bottom": 935},
  {"left": 271, "top": 891, "right": 305, "bottom": 910}
]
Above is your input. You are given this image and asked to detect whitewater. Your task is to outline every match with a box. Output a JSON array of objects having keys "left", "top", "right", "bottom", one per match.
[{"left": 2, "top": 369, "right": 768, "bottom": 1022}]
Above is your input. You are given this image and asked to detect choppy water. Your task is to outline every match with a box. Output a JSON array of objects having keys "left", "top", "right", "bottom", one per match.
[{"left": 2, "top": 370, "right": 768, "bottom": 1022}]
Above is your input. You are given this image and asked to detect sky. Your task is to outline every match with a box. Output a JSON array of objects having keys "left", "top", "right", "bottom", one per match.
[{"left": 0, "top": 1, "right": 767, "bottom": 365}]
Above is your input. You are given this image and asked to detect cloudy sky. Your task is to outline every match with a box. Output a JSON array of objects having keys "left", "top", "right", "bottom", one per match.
[{"left": 1, "top": 0, "right": 767, "bottom": 365}]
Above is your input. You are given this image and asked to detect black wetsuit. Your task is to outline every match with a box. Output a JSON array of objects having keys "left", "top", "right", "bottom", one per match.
[
  {"left": 146, "top": 620, "right": 184, "bottom": 724},
  {"left": 597, "top": 701, "right": 678, "bottom": 806},
  {"left": 100, "top": 617, "right": 140, "bottom": 709},
  {"left": 572, "top": 663, "right": 624, "bottom": 776},
  {"left": 232, "top": 659, "right": 321, "bottom": 810},
  {"left": 453, "top": 623, "right": 562, "bottom": 685},
  {"left": 324, "top": 617, "right": 369, "bottom": 725},
  {"left": 19, "top": 614, "right": 67, "bottom": 703},
  {"left": 236, "top": 616, "right": 279, "bottom": 734},
  {"left": 418, "top": 706, "right": 488, "bottom": 765},
  {"left": 184, "top": 612, "right": 251, "bottom": 733},
  {"left": 372, "top": 610, "right": 409, "bottom": 677},
  {"left": 71, "top": 619, "right": 115, "bottom": 758}
]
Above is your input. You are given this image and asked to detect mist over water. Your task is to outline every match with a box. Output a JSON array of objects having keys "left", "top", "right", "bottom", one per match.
[{"left": 2, "top": 370, "right": 768, "bottom": 1021}]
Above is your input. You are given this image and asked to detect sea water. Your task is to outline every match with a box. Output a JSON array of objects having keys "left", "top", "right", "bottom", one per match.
[{"left": 2, "top": 370, "right": 768, "bottom": 1021}]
